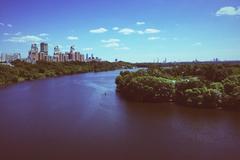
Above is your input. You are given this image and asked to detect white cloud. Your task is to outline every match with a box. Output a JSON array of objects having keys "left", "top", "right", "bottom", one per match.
[
  {"left": 0, "top": 23, "right": 4, "bottom": 26},
  {"left": 90, "top": 28, "right": 108, "bottom": 33},
  {"left": 101, "top": 39, "right": 120, "bottom": 43},
  {"left": 4, "top": 35, "right": 43, "bottom": 43},
  {"left": 101, "top": 39, "right": 120, "bottom": 48},
  {"left": 39, "top": 33, "right": 49, "bottom": 37},
  {"left": 137, "top": 30, "right": 145, "bottom": 35},
  {"left": 3, "top": 33, "right": 9, "bottom": 36},
  {"left": 101, "top": 38, "right": 127, "bottom": 50},
  {"left": 83, "top": 48, "right": 93, "bottom": 51},
  {"left": 192, "top": 42, "right": 202, "bottom": 46},
  {"left": 144, "top": 28, "right": 161, "bottom": 34},
  {"left": 115, "top": 47, "right": 130, "bottom": 50},
  {"left": 7, "top": 24, "right": 13, "bottom": 28},
  {"left": 104, "top": 42, "right": 120, "bottom": 48},
  {"left": 136, "top": 28, "right": 161, "bottom": 35},
  {"left": 112, "top": 27, "right": 119, "bottom": 31},
  {"left": 148, "top": 37, "right": 160, "bottom": 40},
  {"left": 136, "top": 21, "right": 145, "bottom": 25},
  {"left": 118, "top": 28, "right": 135, "bottom": 35},
  {"left": 67, "top": 36, "right": 79, "bottom": 40},
  {"left": 216, "top": 6, "right": 240, "bottom": 16},
  {"left": 101, "top": 38, "right": 129, "bottom": 49},
  {"left": 3, "top": 32, "right": 22, "bottom": 36}
]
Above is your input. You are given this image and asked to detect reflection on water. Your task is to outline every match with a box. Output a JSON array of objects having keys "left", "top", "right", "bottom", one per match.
[{"left": 0, "top": 70, "right": 240, "bottom": 159}]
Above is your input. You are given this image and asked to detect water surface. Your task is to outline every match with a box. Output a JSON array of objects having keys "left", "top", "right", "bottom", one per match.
[{"left": 0, "top": 70, "right": 240, "bottom": 160}]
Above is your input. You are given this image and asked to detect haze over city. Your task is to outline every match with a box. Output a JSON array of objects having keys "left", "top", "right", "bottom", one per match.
[{"left": 0, "top": 0, "right": 240, "bottom": 62}]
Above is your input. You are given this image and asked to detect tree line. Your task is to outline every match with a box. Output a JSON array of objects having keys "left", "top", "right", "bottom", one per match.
[
  {"left": 0, "top": 60, "right": 133, "bottom": 87},
  {"left": 116, "top": 63, "right": 240, "bottom": 109}
]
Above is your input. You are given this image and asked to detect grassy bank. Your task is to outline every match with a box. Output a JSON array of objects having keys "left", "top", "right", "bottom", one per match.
[{"left": 0, "top": 60, "right": 133, "bottom": 87}]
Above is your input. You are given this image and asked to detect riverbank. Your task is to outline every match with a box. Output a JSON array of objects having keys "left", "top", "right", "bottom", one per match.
[
  {"left": 116, "top": 63, "right": 240, "bottom": 109},
  {"left": 0, "top": 60, "right": 133, "bottom": 88}
]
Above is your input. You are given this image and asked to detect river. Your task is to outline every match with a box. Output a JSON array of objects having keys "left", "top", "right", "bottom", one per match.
[{"left": 0, "top": 70, "right": 240, "bottom": 160}]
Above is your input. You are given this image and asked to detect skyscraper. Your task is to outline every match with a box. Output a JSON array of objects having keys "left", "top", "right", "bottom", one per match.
[
  {"left": 54, "top": 46, "right": 60, "bottom": 55},
  {"left": 28, "top": 44, "right": 39, "bottom": 62},
  {"left": 31, "top": 44, "right": 38, "bottom": 53},
  {"left": 70, "top": 46, "right": 75, "bottom": 53},
  {"left": 40, "top": 42, "right": 48, "bottom": 54}
]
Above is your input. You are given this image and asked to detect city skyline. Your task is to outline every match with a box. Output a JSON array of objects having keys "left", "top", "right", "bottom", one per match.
[{"left": 0, "top": 0, "right": 240, "bottom": 62}]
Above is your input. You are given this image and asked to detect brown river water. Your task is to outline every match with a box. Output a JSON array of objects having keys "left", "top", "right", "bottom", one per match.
[{"left": 0, "top": 70, "right": 240, "bottom": 160}]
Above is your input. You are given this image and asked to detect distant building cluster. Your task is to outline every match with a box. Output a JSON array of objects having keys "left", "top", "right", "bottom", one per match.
[
  {"left": 53, "top": 45, "right": 84, "bottom": 63},
  {"left": 0, "top": 42, "right": 102, "bottom": 64},
  {"left": 0, "top": 53, "right": 21, "bottom": 63},
  {"left": 27, "top": 43, "right": 89, "bottom": 63},
  {"left": 27, "top": 43, "right": 48, "bottom": 63},
  {"left": 85, "top": 53, "right": 101, "bottom": 62}
]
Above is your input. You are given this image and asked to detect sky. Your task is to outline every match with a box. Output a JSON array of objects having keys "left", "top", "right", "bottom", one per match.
[{"left": 0, "top": 0, "right": 240, "bottom": 62}]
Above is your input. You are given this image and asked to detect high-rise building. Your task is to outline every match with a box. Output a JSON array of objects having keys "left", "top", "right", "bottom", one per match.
[
  {"left": 54, "top": 46, "right": 60, "bottom": 55},
  {"left": 40, "top": 42, "right": 48, "bottom": 54},
  {"left": 70, "top": 46, "right": 75, "bottom": 53},
  {"left": 28, "top": 44, "right": 39, "bottom": 62},
  {"left": 31, "top": 44, "right": 38, "bottom": 53},
  {"left": 80, "top": 54, "right": 84, "bottom": 62},
  {"left": 39, "top": 42, "right": 48, "bottom": 61},
  {"left": 53, "top": 46, "right": 63, "bottom": 62},
  {"left": 64, "top": 53, "right": 69, "bottom": 62},
  {"left": 68, "top": 46, "right": 76, "bottom": 61}
]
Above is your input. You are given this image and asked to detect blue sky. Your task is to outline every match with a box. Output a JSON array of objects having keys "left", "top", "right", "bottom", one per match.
[{"left": 0, "top": 0, "right": 240, "bottom": 62}]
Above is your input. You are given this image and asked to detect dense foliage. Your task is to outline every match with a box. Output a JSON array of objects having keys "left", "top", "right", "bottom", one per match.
[
  {"left": 116, "top": 63, "right": 240, "bottom": 109},
  {"left": 0, "top": 60, "right": 132, "bottom": 87}
]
